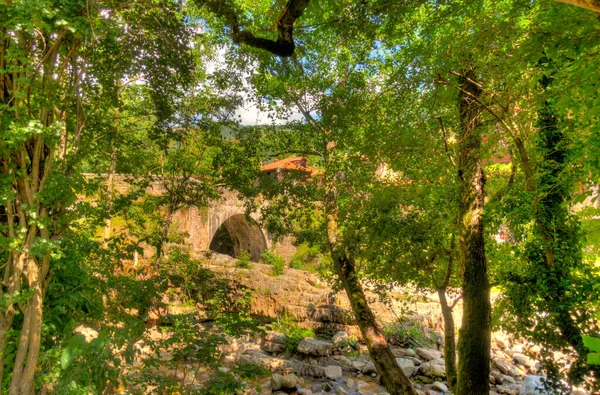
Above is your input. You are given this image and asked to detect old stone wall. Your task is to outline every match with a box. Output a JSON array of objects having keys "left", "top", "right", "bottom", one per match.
[{"left": 88, "top": 174, "right": 296, "bottom": 262}]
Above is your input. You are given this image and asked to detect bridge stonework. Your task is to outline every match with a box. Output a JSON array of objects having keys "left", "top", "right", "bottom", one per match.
[{"left": 108, "top": 175, "right": 295, "bottom": 262}]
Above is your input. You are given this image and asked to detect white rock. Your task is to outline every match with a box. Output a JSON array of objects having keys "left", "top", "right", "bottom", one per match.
[
  {"left": 432, "top": 381, "right": 449, "bottom": 393},
  {"left": 326, "top": 365, "right": 343, "bottom": 380},
  {"left": 519, "top": 375, "right": 552, "bottom": 395},
  {"left": 395, "top": 357, "right": 417, "bottom": 378}
]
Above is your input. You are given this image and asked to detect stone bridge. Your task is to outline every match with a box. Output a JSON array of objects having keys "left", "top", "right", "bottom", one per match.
[
  {"left": 169, "top": 188, "right": 295, "bottom": 261},
  {"left": 104, "top": 175, "right": 296, "bottom": 262}
]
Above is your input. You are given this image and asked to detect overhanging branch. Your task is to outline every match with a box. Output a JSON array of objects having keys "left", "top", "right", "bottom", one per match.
[{"left": 201, "top": 0, "right": 310, "bottom": 57}]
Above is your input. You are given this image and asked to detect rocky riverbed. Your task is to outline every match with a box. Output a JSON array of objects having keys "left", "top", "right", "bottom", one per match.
[
  {"left": 132, "top": 324, "right": 590, "bottom": 395},
  {"left": 131, "top": 254, "right": 591, "bottom": 395}
]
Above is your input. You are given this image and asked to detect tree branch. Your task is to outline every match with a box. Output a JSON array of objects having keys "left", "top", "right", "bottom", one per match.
[
  {"left": 554, "top": 0, "right": 600, "bottom": 14},
  {"left": 201, "top": 0, "right": 310, "bottom": 57}
]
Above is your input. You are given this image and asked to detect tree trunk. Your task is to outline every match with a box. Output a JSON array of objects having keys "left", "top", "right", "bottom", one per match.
[
  {"left": 103, "top": 105, "right": 119, "bottom": 242},
  {"left": 437, "top": 287, "right": 457, "bottom": 392},
  {"left": 455, "top": 67, "right": 491, "bottom": 395},
  {"left": 325, "top": 184, "right": 416, "bottom": 395}
]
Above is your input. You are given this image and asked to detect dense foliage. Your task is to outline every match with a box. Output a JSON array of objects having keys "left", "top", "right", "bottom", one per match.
[{"left": 1, "top": 0, "right": 599, "bottom": 394}]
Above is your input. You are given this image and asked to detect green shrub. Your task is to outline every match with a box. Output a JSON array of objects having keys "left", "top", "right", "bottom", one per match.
[
  {"left": 273, "top": 315, "right": 315, "bottom": 355},
  {"left": 261, "top": 250, "right": 286, "bottom": 276},
  {"left": 383, "top": 319, "right": 437, "bottom": 348},
  {"left": 289, "top": 243, "right": 321, "bottom": 272},
  {"left": 236, "top": 250, "right": 251, "bottom": 269}
]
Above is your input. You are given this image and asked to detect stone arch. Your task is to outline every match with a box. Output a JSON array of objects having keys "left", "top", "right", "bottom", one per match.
[{"left": 208, "top": 214, "right": 267, "bottom": 261}]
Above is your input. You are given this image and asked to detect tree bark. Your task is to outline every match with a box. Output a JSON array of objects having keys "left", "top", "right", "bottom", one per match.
[
  {"left": 554, "top": 0, "right": 600, "bottom": 13},
  {"left": 325, "top": 183, "right": 416, "bottom": 395},
  {"left": 201, "top": 0, "right": 310, "bottom": 57},
  {"left": 455, "top": 67, "right": 491, "bottom": 395},
  {"left": 437, "top": 287, "right": 457, "bottom": 392}
]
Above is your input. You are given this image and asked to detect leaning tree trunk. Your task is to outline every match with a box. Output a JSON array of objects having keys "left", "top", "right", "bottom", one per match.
[
  {"left": 455, "top": 67, "right": 491, "bottom": 395},
  {"left": 324, "top": 183, "right": 417, "bottom": 395},
  {"left": 437, "top": 287, "right": 457, "bottom": 392}
]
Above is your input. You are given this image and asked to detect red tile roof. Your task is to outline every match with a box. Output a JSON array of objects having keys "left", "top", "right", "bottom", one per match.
[{"left": 260, "top": 156, "right": 318, "bottom": 174}]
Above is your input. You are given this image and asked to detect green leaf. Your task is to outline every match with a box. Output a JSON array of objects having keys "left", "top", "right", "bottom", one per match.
[
  {"left": 61, "top": 334, "right": 86, "bottom": 369},
  {"left": 582, "top": 335, "right": 600, "bottom": 353},
  {"left": 587, "top": 352, "right": 600, "bottom": 365},
  {"left": 60, "top": 345, "right": 75, "bottom": 370}
]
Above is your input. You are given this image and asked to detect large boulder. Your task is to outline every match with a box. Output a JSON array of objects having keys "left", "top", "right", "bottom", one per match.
[
  {"left": 415, "top": 347, "right": 443, "bottom": 361},
  {"left": 297, "top": 338, "right": 334, "bottom": 356},
  {"left": 238, "top": 349, "right": 326, "bottom": 377},
  {"left": 418, "top": 359, "right": 445, "bottom": 379},
  {"left": 260, "top": 332, "right": 287, "bottom": 354},
  {"left": 395, "top": 357, "right": 417, "bottom": 378},
  {"left": 325, "top": 365, "right": 343, "bottom": 380}
]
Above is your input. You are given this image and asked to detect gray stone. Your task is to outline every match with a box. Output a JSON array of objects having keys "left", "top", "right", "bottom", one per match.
[
  {"left": 335, "top": 387, "right": 348, "bottom": 395},
  {"left": 494, "top": 358, "right": 521, "bottom": 377},
  {"left": 513, "top": 353, "right": 535, "bottom": 368},
  {"left": 346, "top": 378, "right": 355, "bottom": 389},
  {"left": 332, "top": 331, "right": 349, "bottom": 348},
  {"left": 353, "top": 361, "right": 366, "bottom": 371},
  {"left": 362, "top": 361, "right": 377, "bottom": 374},
  {"left": 239, "top": 349, "right": 326, "bottom": 377},
  {"left": 519, "top": 376, "right": 553, "bottom": 395},
  {"left": 395, "top": 357, "right": 417, "bottom": 378},
  {"left": 392, "top": 347, "right": 418, "bottom": 358},
  {"left": 298, "top": 338, "right": 334, "bottom": 356},
  {"left": 493, "top": 332, "right": 511, "bottom": 350},
  {"left": 432, "top": 381, "right": 449, "bottom": 393},
  {"left": 298, "top": 389, "right": 313, "bottom": 395},
  {"left": 326, "top": 365, "right": 343, "bottom": 380},
  {"left": 339, "top": 356, "right": 353, "bottom": 367},
  {"left": 418, "top": 360, "right": 445, "bottom": 378},
  {"left": 503, "top": 374, "right": 517, "bottom": 384},
  {"left": 271, "top": 374, "right": 298, "bottom": 390},
  {"left": 321, "top": 382, "right": 333, "bottom": 391},
  {"left": 415, "top": 347, "right": 443, "bottom": 361}
]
